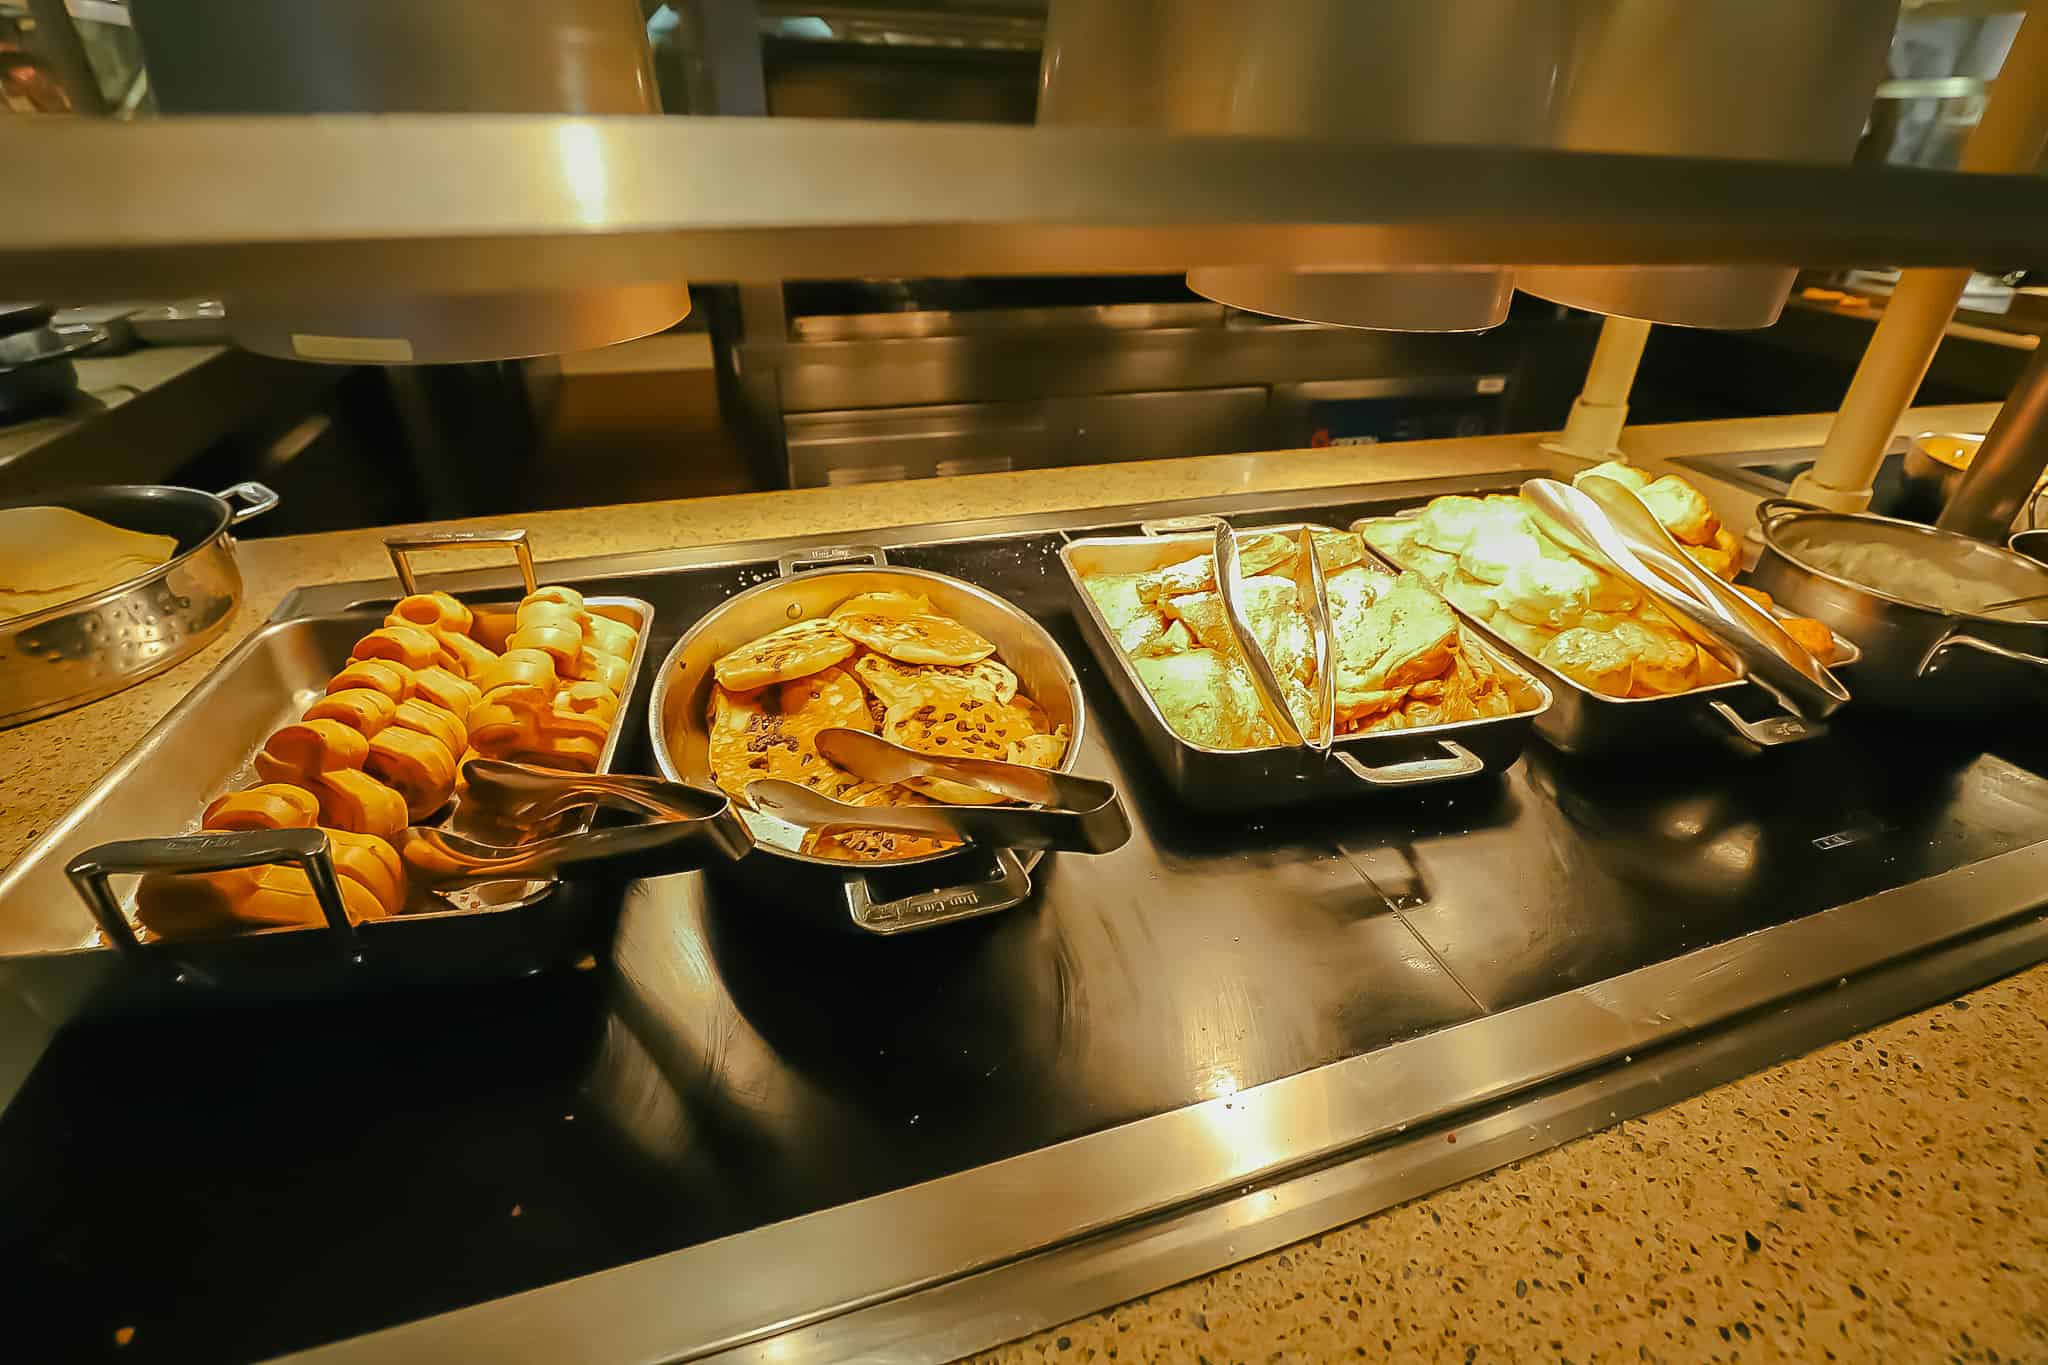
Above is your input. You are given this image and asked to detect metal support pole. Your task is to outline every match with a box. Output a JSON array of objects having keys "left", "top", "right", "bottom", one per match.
[
  {"left": 1792, "top": 2, "right": 2048, "bottom": 513},
  {"left": 1937, "top": 342, "right": 2048, "bottom": 539},
  {"left": 1541, "top": 315, "right": 1653, "bottom": 464}
]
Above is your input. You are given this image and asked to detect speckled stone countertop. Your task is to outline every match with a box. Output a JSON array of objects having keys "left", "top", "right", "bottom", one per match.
[{"left": 3, "top": 403, "right": 2033, "bottom": 1364}]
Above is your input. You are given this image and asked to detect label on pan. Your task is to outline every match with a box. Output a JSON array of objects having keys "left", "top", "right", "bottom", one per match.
[{"left": 291, "top": 333, "right": 415, "bottom": 363}]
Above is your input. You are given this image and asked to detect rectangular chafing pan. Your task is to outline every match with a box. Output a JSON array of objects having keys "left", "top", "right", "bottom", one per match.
[
  {"left": 0, "top": 539, "right": 655, "bottom": 1015},
  {"left": 1059, "top": 522, "right": 1553, "bottom": 812},
  {"left": 1353, "top": 512, "right": 1862, "bottom": 758}
]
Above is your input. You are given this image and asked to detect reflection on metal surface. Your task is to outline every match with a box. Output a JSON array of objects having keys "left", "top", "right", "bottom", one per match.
[
  {"left": 1517, "top": 0, "right": 1898, "bottom": 329},
  {"left": 16, "top": 120, "right": 2048, "bottom": 302},
  {"left": 123, "top": 0, "right": 684, "bottom": 362},
  {"left": 1039, "top": 0, "right": 1571, "bottom": 331}
]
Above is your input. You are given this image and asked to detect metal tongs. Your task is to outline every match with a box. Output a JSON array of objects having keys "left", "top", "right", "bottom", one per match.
[
  {"left": 1522, "top": 476, "right": 1849, "bottom": 721},
  {"left": 744, "top": 729, "right": 1131, "bottom": 854},
  {"left": 398, "top": 761, "right": 753, "bottom": 890},
  {"left": 1213, "top": 520, "right": 1336, "bottom": 753}
]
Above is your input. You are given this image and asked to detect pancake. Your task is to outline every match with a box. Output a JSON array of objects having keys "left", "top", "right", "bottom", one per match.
[
  {"left": 712, "top": 619, "right": 855, "bottom": 691},
  {"left": 882, "top": 683, "right": 1036, "bottom": 763},
  {"left": 706, "top": 664, "right": 872, "bottom": 800},
  {"left": 1007, "top": 731, "right": 1069, "bottom": 769},
  {"left": 802, "top": 784, "right": 959, "bottom": 861},
  {"left": 852, "top": 651, "right": 1018, "bottom": 708},
  {"left": 831, "top": 602, "right": 995, "bottom": 667},
  {"left": 830, "top": 589, "right": 932, "bottom": 619}
]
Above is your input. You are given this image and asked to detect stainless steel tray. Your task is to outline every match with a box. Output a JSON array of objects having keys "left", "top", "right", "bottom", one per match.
[
  {"left": 1060, "top": 523, "right": 1553, "bottom": 812},
  {"left": 1353, "top": 512, "right": 1863, "bottom": 758},
  {"left": 0, "top": 546, "right": 658, "bottom": 1015}
]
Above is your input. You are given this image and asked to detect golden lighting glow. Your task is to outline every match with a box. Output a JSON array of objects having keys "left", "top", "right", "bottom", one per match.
[{"left": 557, "top": 123, "right": 609, "bottom": 226}]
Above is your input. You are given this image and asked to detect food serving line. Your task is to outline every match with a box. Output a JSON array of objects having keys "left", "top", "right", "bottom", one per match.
[{"left": 5, "top": 466, "right": 2048, "bottom": 1363}]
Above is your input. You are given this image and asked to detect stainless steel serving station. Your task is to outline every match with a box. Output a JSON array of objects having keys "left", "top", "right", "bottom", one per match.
[{"left": 6, "top": 471, "right": 2048, "bottom": 1365}]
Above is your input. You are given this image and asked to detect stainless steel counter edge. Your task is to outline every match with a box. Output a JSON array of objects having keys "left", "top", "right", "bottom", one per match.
[{"left": 279, "top": 838, "right": 2048, "bottom": 1365}]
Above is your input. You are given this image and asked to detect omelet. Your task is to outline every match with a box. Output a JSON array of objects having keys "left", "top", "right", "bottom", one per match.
[
  {"left": 1133, "top": 648, "right": 1278, "bottom": 750},
  {"left": 712, "top": 618, "right": 855, "bottom": 691},
  {"left": 1132, "top": 533, "right": 1297, "bottom": 605}
]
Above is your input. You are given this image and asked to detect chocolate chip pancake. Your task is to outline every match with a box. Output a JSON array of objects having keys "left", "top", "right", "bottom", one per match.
[
  {"left": 712, "top": 618, "right": 855, "bottom": 692},
  {"left": 851, "top": 650, "right": 1018, "bottom": 708},
  {"left": 706, "top": 664, "right": 873, "bottom": 801},
  {"left": 830, "top": 593, "right": 997, "bottom": 667}
]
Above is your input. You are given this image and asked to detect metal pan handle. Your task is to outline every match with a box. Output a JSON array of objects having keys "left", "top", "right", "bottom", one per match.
[
  {"left": 65, "top": 827, "right": 355, "bottom": 960},
  {"left": 216, "top": 481, "right": 280, "bottom": 526},
  {"left": 843, "top": 847, "right": 1032, "bottom": 935},
  {"left": 1332, "top": 740, "right": 1484, "bottom": 787},
  {"left": 1138, "top": 516, "right": 1219, "bottom": 537},
  {"left": 1752, "top": 497, "right": 1819, "bottom": 536},
  {"left": 1702, "top": 698, "right": 1826, "bottom": 748},
  {"left": 777, "top": 544, "right": 889, "bottom": 577},
  {"left": 385, "top": 529, "right": 538, "bottom": 597},
  {"left": 1919, "top": 631, "right": 2048, "bottom": 677}
]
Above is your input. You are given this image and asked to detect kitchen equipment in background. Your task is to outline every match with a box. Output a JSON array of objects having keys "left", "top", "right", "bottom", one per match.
[
  {"left": 749, "top": 293, "right": 1574, "bottom": 487},
  {"left": 124, "top": 0, "right": 690, "bottom": 364},
  {"left": 0, "top": 303, "right": 100, "bottom": 425},
  {"left": 128, "top": 300, "right": 230, "bottom": 347},
  {"left": 1751, "top": 497, "right": 2048, "bottom": 714},
  {"left": 1040, "top": 0, "right": 1573, "bottom": 331},
  {"left": 0, "top": 482, "right": 276, "bottom": 728},
  {"left": 1901, "top": 431, "right": 1988, "bottom": 518},
  {"left": 1518, "top": 0, "right": 1899, "bottom": 329}
]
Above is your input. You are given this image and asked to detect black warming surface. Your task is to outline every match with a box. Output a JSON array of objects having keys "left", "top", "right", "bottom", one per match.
[{"left": 8, "top": 501, "right": 2048, "bottom": 1363}]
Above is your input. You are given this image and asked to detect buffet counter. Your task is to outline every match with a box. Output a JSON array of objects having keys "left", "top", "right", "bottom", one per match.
[{"left": 2, "top": 402, "right": 2037, "bottom": 1365}]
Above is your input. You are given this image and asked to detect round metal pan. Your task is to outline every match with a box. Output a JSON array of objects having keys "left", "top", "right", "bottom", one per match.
[
  {"left": 1750, "top": 497, "right": 2048, "bottom": 715},
  {"left": 648, "top": 544, "right": 1089, "bottom": 936},
  {"left": 0, "top": 481, "right": 278, "bottom": 729}
]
